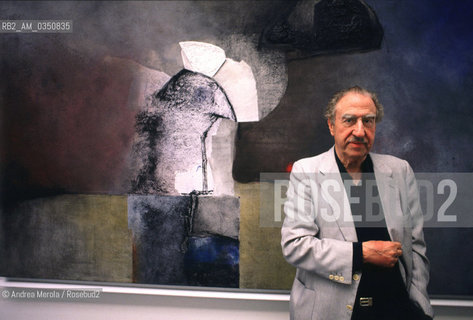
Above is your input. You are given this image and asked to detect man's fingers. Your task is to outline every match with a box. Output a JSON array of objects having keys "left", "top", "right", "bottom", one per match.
[
  {"left": 391, "top": 248, "right": 402, "bottom": 258},
  {"left": 392, "top": 241, "right": 402, "bottom": 250},
  {"left": 362, "top": 240, "right": 404, "bottom": 267}
]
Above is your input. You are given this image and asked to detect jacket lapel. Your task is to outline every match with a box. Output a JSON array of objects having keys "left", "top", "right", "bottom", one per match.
[
  {"left": 318, "top": 148, "right": 404, "bottom": 243},
  {"left": 318, "top": 147, "right": 358, "bottom": 242},
  {"left": 372, "top": 155, "right": 409, "bottom": 283},
  {"left": 372, "top": 155, "right": 403, "bottom": 242}
]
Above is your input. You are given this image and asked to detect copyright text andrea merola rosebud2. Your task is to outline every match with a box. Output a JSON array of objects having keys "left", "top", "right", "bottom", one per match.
[{"left": 1, "top": 288, "right": 102, "bottom": 300}]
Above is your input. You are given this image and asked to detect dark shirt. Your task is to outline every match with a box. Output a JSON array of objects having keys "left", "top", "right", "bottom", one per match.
[
  {"left": 334, "top": 151, "right": 391, "bottom": 271},
  {"left": 334, "top": 151, "right": 411, "bottom": 308},
  {"left": 334, "top": 150, "right": 429, "bottom": 319}
]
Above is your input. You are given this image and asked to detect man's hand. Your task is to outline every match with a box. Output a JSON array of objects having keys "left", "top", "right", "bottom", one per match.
[{"left": 362, "top": 241, "right": 402, "bottom": 268}]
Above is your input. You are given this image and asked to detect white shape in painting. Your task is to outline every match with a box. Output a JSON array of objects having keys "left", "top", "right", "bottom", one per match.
[
  {"left": 208, "top": 119, "right": 238, "bottom": 196},
  {"left": 174, "top": 165, "right": 214, "bottom": 194},
  {"left": 218, "top": 34, "right": 287, "bottom": 120},
  {"left": 179, "top": 41, "right": 226, "bottom": 78},
  {"left": 214, "top": 58, "right": 259, "bottom": 122}
]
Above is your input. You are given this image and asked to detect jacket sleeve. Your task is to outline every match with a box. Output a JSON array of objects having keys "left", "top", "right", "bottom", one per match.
[
  {"left": 403, "top": 161, "right": 434, "bottom": 317},
  {"left": 281, "top": 160, "right": 354, "bottom": 285}
]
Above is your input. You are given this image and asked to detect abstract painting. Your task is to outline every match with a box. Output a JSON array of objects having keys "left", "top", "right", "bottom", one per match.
[{"left": 1, "top": 0, "right": 473, "bottom": 296}]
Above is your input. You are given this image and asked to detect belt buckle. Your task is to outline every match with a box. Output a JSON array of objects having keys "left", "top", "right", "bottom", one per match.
[{"left": 360, "top": 297, "right": 373, "bottom": 307}]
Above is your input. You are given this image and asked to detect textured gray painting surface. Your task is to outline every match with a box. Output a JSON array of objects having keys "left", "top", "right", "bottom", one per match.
[
  {"left": 128, "top": 195, "right": 239, "bottom": 287},
  {"left": 2, "top": 195, "right": 131, "bottom": 282},
  {"left": 130, "top": 69, "right": 236, "bottom": 195},
  {"left": 191, "top": 195, "right": 240, "bottom": 239},
  {"left": 128, "top": 195, "right": 189, "bottom": 284}
]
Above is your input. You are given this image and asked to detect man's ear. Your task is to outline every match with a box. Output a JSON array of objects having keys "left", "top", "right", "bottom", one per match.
[{"left": 327, "top": 119, "right": 335, "bottom": 136}]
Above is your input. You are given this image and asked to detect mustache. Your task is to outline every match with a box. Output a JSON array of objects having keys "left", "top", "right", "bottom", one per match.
[{"left": 348, "top": 137, "right": 367, "bottom": 144}]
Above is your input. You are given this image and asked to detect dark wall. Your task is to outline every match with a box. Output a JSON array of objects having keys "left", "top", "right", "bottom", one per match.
[
  {"left": 232, "top": 1, "right": 473, "bottom": 296},
  {"left": 234, "top": 1, "right": 473, "bottom": 179}
]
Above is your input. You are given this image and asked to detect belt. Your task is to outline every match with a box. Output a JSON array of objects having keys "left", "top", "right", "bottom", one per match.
[{"left": 359, "top": 297, "right": 373, "bottom": 307}]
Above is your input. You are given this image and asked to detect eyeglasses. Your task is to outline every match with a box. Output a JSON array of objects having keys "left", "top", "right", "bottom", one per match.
[{"left": 340, "top": 114, "right": 376, "bottom": 129}]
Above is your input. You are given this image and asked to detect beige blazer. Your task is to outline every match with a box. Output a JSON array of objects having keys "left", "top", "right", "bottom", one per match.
[{"left": 281, "top": 147, "right": 433, "bottom": 320}]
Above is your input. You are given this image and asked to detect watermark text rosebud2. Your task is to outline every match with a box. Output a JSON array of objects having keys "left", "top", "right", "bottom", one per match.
[{"left": 260, "top": 172, "right": 473, "bottom": 228}]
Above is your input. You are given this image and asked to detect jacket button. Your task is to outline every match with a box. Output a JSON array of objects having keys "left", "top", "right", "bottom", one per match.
[
  {"left": 334, "top": 275, "right": 340, "bottom": 281},
  {"left": 339, "top": 276, "right": 344, "bottom": 282},
  {"left": 353, "top": 274, "right": 360, "bottom": 281},
  {"left": 329, "top": 274, "right": 334, "bottom": 280},
  {"left": 346, "top": 305, "right": 353, "bottom": 311}
]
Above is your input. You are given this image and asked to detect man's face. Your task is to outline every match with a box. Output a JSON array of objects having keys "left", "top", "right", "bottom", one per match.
[{"left": 327, "top": 92, "right": 377, "bottom": 163}]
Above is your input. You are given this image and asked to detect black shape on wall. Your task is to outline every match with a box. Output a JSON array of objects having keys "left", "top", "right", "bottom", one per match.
[
  {"left": 260, "top": 0, "right": 383, "bottom": 59},
  {"left": 130, "top": 69, "right": 236, "bottom": 195}
]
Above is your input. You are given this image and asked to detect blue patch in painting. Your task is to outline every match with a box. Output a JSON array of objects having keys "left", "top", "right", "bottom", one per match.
[
  {"left": 186, "top": 236, "right": 239, "bottom": 265},
  {"left": 184, "top": 235, "right": 239, "bottom": 287}
]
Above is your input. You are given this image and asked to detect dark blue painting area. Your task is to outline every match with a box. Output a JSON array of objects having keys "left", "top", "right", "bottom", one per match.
[
  {"left": 372, "top": 0, "right": 473, "bottom": 297},
  {"left": 234, "top": 0, "right": 473, "bottom": 297},
  {"left": 234, "top": 0, "right": 473, "bottom": 179},
  {"left": 424, "top": 228, "right": 473, "bottom": 296},
  {"left": 370, "top": 0, "right": 473, "bottom": 172},
  {"left": 184, "top": 236, "right": 239, "bottom": 288}
]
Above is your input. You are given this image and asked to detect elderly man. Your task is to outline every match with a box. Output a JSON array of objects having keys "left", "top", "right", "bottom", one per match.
[{"left": 281, "top": 86, "right": 433, "bottom": 320}]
